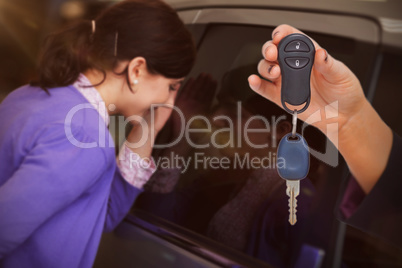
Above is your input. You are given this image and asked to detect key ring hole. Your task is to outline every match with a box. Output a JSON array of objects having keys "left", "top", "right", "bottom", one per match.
[
  {"left": 283, "top": 102, "right": 307, "bottom": 111},
  {"left": 282, "top": 99, "right": 310, "bottom": 114},
  {"left": 287, "top": 135, "right": 300, "bottom": 141}
]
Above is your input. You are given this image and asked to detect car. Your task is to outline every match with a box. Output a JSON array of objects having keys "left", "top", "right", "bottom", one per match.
[
  {"left": 1, "top": 0, "right": 402, "bottom": 267},
  {"left": 92, "top": 1, "right": 402, "bottom": 267}
]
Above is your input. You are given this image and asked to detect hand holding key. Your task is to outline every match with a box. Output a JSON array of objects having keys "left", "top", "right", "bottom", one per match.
[
  {"left": 248, "top": 24, "right": 366, "bottom": 139},
  {"left": 249, "top": 24, "right": 393, "bottom": 202},
  {"left": 251, "top": 26, "right": 366, "bottom": 225}
]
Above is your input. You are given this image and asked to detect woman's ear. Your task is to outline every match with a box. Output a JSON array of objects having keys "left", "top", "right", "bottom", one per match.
[
  {"left": 128, "top": 57, "right": 147, "bottom": 84},
  {"left": 276, "top": 120, "right": 292, "bottom": 139}
]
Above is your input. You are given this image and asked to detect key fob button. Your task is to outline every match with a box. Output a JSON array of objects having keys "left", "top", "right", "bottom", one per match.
[
  {"left": 285, "top": 57, "right": 310, "bottom": 69},
  {"left": 285, "top": 40, "right": 310, "bottom": 52}
]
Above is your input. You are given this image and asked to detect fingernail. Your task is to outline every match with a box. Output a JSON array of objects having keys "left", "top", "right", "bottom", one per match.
[
  {"left": 264, "top": 45, "right": 270, "bottom": 56},
  {"left": 268, "top": 65, "right": 274, "bottom": 74},
  {"left": 324, "top": 49, "right": 328, "bottom": 62},
  {"left": 273, "top": 31, "right": 280, "bottom": 37}
]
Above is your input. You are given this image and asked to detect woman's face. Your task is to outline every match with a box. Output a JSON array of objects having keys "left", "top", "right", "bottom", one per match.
[{"left": 118, "top": 58, "right": 183, "bottom": 118}]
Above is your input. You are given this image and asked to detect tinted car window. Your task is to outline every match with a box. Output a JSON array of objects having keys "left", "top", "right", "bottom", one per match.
[{"left": 132, "top": 23, "right": 393, "bottom": 267}]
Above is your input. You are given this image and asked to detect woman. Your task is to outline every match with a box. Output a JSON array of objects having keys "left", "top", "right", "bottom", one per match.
[
  {"left": 249, "top": 24, "right": 401, "bottom": 248},
  {"left": 0, "top": 0, "right": 195, "bottom": 267}
]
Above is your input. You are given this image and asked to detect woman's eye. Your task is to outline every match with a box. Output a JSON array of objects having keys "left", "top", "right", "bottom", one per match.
[
  {"left": 169, "top": 80, "right": 183, "bottom": 92},
  {"left": 169, "top": 84, "right": 179, "bottom": 91}
]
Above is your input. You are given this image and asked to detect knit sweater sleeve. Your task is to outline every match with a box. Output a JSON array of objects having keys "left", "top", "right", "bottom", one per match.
[{"left": 0, "top": 124, "right": 108, "bottom": 258}]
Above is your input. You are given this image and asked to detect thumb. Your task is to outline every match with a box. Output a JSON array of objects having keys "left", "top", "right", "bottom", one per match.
[{"left": 313, "top": 48, "right": 351, "bottom": 84}]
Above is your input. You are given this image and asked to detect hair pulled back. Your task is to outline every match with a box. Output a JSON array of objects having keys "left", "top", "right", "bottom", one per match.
[{"left": 31, "top": 0, "right": 196, "bottom": 92}]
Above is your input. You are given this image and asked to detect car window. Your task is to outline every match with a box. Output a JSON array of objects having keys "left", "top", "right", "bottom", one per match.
[
  {"left": 373, "top": 52, "right": 402, "bottom": 136},
  {"left": 131, "top": 22, "right": 402, "bottom": 267},
  {"left": 343, "top": 51, "right": 402, "bottom": 267}
]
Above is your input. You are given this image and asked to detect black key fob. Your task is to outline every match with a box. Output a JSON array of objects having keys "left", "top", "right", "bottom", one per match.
[{"left": 277, "top": 33, "right": 315, "bottom": 114}]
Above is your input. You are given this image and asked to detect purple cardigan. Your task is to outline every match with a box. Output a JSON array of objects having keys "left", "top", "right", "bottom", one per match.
[{"left": 0, "top": 85, "right": 142, "bottom": 267}]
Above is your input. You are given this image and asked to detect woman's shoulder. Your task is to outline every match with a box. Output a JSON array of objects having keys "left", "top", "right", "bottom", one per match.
[
  {"left": 0, "top": 84, "right": 115, "bottom": 159},
  {"left": 1, "top": 84, "right": 101, "bottom": 126},
  {"left": 2, "top": 84, "right": 88, "bottom": 106},
  {"left": 1, "top": 84, "right": 91, "bottom": 116}
]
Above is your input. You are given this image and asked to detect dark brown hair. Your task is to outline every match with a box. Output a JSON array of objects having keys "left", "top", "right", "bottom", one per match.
[{"left": 30, "top": 0, "right": 196, "bottom": 92}]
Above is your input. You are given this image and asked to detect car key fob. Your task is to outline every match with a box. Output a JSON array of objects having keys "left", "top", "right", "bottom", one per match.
[{"left": 277, "top": 33, "right": 315, "bottom": 114}]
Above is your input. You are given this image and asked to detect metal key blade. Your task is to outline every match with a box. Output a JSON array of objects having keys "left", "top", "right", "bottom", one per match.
[{"left": 286, "top": 180, "right": 300, "bottom": 225}]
